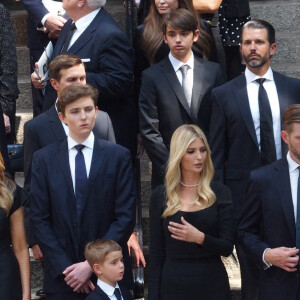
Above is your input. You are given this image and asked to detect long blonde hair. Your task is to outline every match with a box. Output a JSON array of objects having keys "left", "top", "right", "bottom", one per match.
[
  {"left": 163, "top": 125, "right": 215, "bottom": 217},
  {"left": 0, "top": 152, "right": 15, "bottom": 215},
  {"left": 142, "top": 0, "right": 211, "bottom": 65}
]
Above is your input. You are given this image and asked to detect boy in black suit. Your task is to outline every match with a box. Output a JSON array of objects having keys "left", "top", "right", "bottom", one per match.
[{"left": 85, "top": 239, "right": 133, "bottom": 300}]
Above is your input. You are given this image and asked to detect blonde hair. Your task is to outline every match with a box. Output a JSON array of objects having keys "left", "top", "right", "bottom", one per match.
[
  {"left": 163, "top": 124, "right": 215, "bottom": 217},
  {"left": 142, "top": 0, "right": 211, "bottom": 65},
  {"left": 0, "top": 152, "right": 15, "bottom": 215},
  {"left": 85, "top": 239, "right": 122, "bottom": 268}
]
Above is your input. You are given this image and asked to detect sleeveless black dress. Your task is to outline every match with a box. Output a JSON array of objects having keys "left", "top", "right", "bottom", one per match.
[
  {"left": 148, "top": 183, "right": 234, "bottom": 300},
  {"left": 0, "top": 189, "right": 22, "bottom": 299}
]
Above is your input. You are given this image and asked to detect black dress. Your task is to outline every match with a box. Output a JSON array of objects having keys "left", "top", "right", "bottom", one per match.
[
  {"left": 148, "top": 182, "right": 233, "bottom": 300},
  {"left": 0, "top": 187, "right": 22, "bottom": 299}
]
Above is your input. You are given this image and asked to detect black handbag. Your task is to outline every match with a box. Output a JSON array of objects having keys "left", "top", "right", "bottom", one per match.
[{"left": 7, "top": 144, "right": 24, "bottom": 172}]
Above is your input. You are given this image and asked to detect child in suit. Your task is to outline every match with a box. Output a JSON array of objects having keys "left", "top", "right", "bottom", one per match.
[{"left": 85, "top": 239, "right": 133, "bottom": 300}]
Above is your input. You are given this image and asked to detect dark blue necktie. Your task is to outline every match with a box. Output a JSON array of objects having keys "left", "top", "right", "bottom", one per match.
[
  {"left": 255, "top": 78, "right": 277, "bottom": 166},
  {"left": 61, "top": 22, "right": 76, "bottom": 53},
  {"left": 114, "top": 288, "right": 122, "bottom": 300},
  {"left": 296, "top": 167, "right": 300, "bottom": 250},
  {"left": 74, "top": 144, "right": 87, "bottom": 231}
]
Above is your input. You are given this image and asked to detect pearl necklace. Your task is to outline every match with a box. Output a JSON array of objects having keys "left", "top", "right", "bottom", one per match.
[{"left": 180, "top": 180, "right": 199, "bottom": 187}]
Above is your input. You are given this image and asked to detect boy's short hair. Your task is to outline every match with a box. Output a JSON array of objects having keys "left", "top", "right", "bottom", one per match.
[
  {"left": 282, "top": 104, "right": 300, "bottom": 134},
  {"left": 57, "top": 83, "right": 98, "bottom": 115},
  {"left": 85, "top": 239, "right": 122, "bottom": 267},
  {"left": 49, "top": 53, "right": 83, "bottom": 82},
  {"left": 162, "top": 9, "right": 198, "bottom": 35}
]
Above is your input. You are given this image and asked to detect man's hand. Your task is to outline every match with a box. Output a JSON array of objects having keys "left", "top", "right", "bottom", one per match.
[
  {"left": 78, "top": 280, "right": 95, "bottom": 294},
  {"left": 168, "top": 216, "right": 205, "bottom": 245},
  {"left": 32, "top": 244, "right": 44, "bottom": 260},
  {"left": 31, "top": 63, "right": 46, "bottom": 90},
  {"left": 63, "top": 260, "right": 93, "bottom": 292},
  {"left": 44, "top": 15, "right": 66, "bottom": 39},
  {"left": 127, "top": 233, "right": 146, "bottom": 267},
  {"left": 3, "top": 114, "right": 10, "bottom": 134},
  {"left": 264, "top": 247, "right": 299, "bottom": 272}
]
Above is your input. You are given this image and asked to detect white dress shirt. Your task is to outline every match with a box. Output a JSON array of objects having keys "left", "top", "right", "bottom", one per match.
[
  {"left": 68, "top": 8, "right": 100, "bottom": 50},
  {"left": 245, "top": 67, "right": 282, "bottom": 159},
  {"left": 67, "top": 132, "right": 94, "bottom": 192},
  {"left": 97, "top": 279, "right": 124, "bottom": 300},
  {"left": 263, "top": 151, "right": 299, "bottom": 268},
  {"left": 168, "top": 52, "right": 194, "bottom": 107}
]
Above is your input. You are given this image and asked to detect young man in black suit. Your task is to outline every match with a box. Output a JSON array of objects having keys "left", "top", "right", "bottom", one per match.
[
  {"left": 238, "top": 104, "right": 300, "bottom": 300},
  {"left": 85, "top": 239, "right": 133, "bottom": 300},
  {"left": 139, "top": 9, "right": 224, "bottom": 188},
  {"left": 30, "top": 84, "right": 136, "bottom": 299},
  {"left": 31, "top": 0, "right": 137, "bottom": 156},
  {"left": 209, "top": 19, "right": 300, "bottom": 299}
]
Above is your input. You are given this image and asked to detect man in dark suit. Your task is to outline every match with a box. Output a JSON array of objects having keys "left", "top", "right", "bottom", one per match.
[
  {"left": 139, "top": 9, "right": 224, "bottom": 188},
  {"left": 30, "top": 84, "right": 136, "bottom": 299},
  {"left": 238, "top": 104, "right": 300, "bottom": 300},
  {"left": 209, "top": 19, "right": 300, "bottom": 299},
  {"left": 20, "top": 0, "right": 67, "bottom": 116},
  {"left": 31, "top": 0, "right": 137, "bottom": 155}
]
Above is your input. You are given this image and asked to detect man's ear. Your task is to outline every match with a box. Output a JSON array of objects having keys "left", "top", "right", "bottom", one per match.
[
  {"left": 78, "top": 0, "right": 86, "bottom": 8},
  {"left": 281, "top": 130, "right": 289, "bottom": 145},
  {"left": 95, "top": 106, "right": 99, "bottom": 119},
  {"left": 58, "top": 111, "right": 66, "bottom": 124},
  {"left": 269, "top": 42, "right": 277, "bottom": 58},
  {"left": 193, "top": 29, "right": 200, "bottom": 42},
  {"left": 50, "top": 78, "right": 59, "bottom": 91},
  {"left": 163, "top": 34, "right": 168, "bottom": 44}
]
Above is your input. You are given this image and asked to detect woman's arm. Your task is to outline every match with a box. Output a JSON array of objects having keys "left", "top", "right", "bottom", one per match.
[
  {"left": 193, "top": 0, "right": 222, "bottom": 14},
  {"left": 10, "top": 206, "right": 31, "bottom": 300}
]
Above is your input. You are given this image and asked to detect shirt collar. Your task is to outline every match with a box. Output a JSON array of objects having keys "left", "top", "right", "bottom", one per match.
[
  {"left": 75, "top": 8, "right": 100, "bottom": 32},
  {"left": 97, "top": 279, "right": 120, "bottom": 297},
  {"left": 245, "top": 66, "right": 274, "bottom": 84},
  {"left": 168, "top": 51, "right": 194, "bottom": 72},
  {"left": 287, "top": 151, "right": 300, "bottom": 173},
  {"left": 67, "top": 131, "right": 94, "bottom": 151}
]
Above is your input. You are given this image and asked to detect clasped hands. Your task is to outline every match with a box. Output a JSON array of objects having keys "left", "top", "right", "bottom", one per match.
[
  {"left": 264, "top": 247, "right": 299, "bottom": 272},
  {"left": 168, "top": 216, "right": 205, "bottom": 245},
  {"left": 63, "top": 260, "right": 94, "bottom": 294}
]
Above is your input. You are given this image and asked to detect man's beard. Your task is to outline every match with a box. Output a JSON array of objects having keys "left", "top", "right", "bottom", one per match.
[{"left": 243, "top": 50, "right": 270, "bottom": 69}]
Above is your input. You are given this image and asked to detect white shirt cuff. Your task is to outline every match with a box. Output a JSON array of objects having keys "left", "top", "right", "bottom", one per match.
[
  {"left": 41, "top": 13, "right": 55, "bottom": 26},
  {"left": 262, "top": 248, "right": 272, "bottom": 270}
]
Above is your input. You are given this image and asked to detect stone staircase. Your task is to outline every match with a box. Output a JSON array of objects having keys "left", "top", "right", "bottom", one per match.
[{"left": 7, "top": 0, "right": 300, "bottom": 298}]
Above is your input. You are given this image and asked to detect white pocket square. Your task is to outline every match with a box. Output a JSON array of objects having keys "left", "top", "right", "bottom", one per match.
[{"left": 81, "top": 58, "right": 91, "bottom": 62}]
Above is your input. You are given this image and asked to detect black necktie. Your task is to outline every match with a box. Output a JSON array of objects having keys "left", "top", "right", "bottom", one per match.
[
  {"left": 61, "top": 22, "right": 76, "bottom": 53},
  {"left": 255, "top": 78, "right": 277, "bottom": 166},
  {"left": 74, "top": 144, "right": 87, "bottom": 231},
  {"left": 114, "top": 288, "right": 122, "bottom": 300}
]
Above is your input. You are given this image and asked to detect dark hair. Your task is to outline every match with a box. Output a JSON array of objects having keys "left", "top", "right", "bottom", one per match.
[
  {"left": 142, "top": 0, "right": 211, "bottom": 64},
  {"left": 57, "top": 84, "right": 98, "bottom": 115},
  {"left": 49, "top": 54, "right": 83, "bottom": 81},
  {"left": 282, "top": 104, "right": 300, "bottom": 133},
  {"left": 85, "top": 239, "right": 122, "bottom": 267},
  {"left": 162, "top": 9, "right": 198, "bottom": 35},
  {"left": 241, "top": 19, "right": 275, "bottom": 45}
]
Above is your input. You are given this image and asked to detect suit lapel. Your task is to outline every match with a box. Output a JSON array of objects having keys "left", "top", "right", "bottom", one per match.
[
  {"left": 47, "top": 106, "right": 66, "bottom": 141},
  {"left": 161, "top": 58, "right": 191, "bottom": 116},
  {"left": 84, "top": 139, "right": 106, "bottom": 207},
  {"left": 274, "top": 158, "right": 296, "bottom": 239},
  {"left": 234, "top": 75, "right": 259, "bottom": 148},
  {"left": 191, "top": 58, "right": 205, "bottom": 120},
  {"left": 57, "top": 139, "right": 76, "bottom": 201},
  {"left": 67, "top": 9, "right": 104, "bottom": 55}
]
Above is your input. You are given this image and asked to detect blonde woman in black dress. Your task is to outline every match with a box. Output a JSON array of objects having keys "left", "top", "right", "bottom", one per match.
[
  {"left": 0, "top": 151, "right": 30, "bottom": 299},
  {"left": 148, "top": 124, "right": 233, "bottom": 300}
]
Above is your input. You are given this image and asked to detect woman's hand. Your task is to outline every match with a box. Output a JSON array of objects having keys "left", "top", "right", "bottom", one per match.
[{"left": 168, "top": 216, "right": 205, "bottom": 245}]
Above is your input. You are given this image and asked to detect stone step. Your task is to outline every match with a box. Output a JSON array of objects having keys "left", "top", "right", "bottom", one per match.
[
  {"left": 15, "top": 109, "right": 33, "bottom": 144},
  {"left": 17, "top": 46, "right": 31, "bottom": 77},
  {"left": 250, "top": 1, "right": 300, "bottom": 32},
  {"left": 17, "top": 75, "right": 32, "bottom": 111},
  {"left": 11, "top": 10, "right": 27, "bottom": 47}
]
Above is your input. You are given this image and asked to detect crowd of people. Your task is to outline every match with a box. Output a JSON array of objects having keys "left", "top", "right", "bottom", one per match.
[{"left": 1, "top": 0, "right": 300, "bottom": 299}]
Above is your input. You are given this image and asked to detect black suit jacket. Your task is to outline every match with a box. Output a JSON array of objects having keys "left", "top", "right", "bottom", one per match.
[
  {"left": 209, "top": 71, "right": 300, "bottom": 219},
  {"left": 139, "top": 56, "right": 224, "bottom": 188},
  {"left": 85, "top": 284, "right": 133, "bottom": 300},
  {"left": 43, "top": 8, "right": 137, "bottom": 153},
  {"left": 238, "top": 158, "right": 300, "bottom": 300},
  {"left": 30, "top": 138, "right": 136, "bottom": 293}
]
